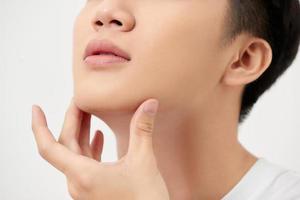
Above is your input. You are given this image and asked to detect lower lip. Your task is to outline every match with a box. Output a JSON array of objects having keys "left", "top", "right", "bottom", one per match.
[{"left": 84, "top": 54, "right": 129, "bottom": 68}]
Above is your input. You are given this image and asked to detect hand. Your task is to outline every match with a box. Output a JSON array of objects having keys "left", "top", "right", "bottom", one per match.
[{"left": 31, "top": 98, "right": 169, "bottom": 200}]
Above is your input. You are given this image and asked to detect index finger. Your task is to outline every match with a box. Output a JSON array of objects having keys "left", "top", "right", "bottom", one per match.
[{"left": 31, "top": 105, "right": 89, "bottom": 175}]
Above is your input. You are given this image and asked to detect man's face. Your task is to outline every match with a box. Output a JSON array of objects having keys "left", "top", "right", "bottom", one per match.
[{"left": 72, "top": 0, "right": 231, "bottom": 116}]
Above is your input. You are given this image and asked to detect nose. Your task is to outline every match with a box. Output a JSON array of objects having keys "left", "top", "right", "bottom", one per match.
[{"left": 91, "top": 3, "right": 135, "bottom": 32}]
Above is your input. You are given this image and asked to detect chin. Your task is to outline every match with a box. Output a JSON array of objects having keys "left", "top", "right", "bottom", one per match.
[
  {"left": 73, "top": 92, "right": 94, "bottom": 114},
  {"left": 72, "top": 88, "right": 150, "bottom": 118}
]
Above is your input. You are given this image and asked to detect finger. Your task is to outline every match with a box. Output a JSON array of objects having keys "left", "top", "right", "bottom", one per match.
[
  {"left": 127, "top": 98, "right": 159, "bottom": 159},
  {"left": 78, "top": 112, "right": 92, "bottom": 157},
  {"left": 90, "top": 130, "right": 104, "bottom": 162},
  {"left": 31, "top": 105, "right": 91, "bottom": 175},
  {"left": 58, "top": 97, "right": 83, "bottom": 153}
]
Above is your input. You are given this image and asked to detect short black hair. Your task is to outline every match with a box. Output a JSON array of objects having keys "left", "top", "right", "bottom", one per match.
[{"left": 222, "top": 0, "right": 300, "bottom": 124}]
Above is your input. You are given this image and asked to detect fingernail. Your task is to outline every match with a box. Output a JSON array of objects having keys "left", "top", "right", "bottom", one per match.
[{"left": 143, "top": 99, "right": 159, "bottom": 115}]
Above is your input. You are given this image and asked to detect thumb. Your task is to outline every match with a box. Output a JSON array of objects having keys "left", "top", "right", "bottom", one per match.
[{"left": 127, "top": 98, "right": 159, "bottom": 159}]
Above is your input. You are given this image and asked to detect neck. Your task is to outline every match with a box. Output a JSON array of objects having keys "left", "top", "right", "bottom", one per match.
[{"left": 93, "top": 86, "right": 258, "bottom": 200}]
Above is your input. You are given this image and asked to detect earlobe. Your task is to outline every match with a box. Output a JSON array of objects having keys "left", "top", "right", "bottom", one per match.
[{"left": 221, "top": 37, "right": 273, "bottom": 87}]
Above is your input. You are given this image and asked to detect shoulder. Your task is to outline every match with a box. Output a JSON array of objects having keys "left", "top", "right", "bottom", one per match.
[
  {"left": 221, "top": 158, "right": 300, "bottom": 200},
  {"left": 258, "top": 168, "right": 300, "bottom": 199}
]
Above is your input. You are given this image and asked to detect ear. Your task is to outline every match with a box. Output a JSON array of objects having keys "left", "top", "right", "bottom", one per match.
[{"left": 221, "top": 36, "right": 273, "bottom": 86}]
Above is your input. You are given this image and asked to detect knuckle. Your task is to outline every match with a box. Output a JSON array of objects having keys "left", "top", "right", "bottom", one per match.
[
  {"left": 136, "top": 120, "right": 153, "bottom": 135},
  {"left": 38, "top": 143, "right": 50, "bottom": 158},
  {"left": 67, "top": 179, "right": 89, "bottom": 200},
  {"left": 74, "top": 171, "right": 93, "bottom": 191},
  {"left": 67, "top": 183, "right": 81, "bottom": 200}
]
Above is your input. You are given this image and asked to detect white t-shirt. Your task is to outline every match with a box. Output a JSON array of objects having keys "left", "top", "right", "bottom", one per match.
[{"left": 221, "top": 157, "right": 300, "bottom": 200}]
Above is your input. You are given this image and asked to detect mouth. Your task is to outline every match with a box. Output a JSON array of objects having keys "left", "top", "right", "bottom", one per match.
[
  {"left": 83, "top": 39, "right": 131, "bottom": 61},
  {"left": 84, "top": 53, "right": 129, "bottom": 67},
  {"left": 83, "top": 39, "right": 131, "bottom": 69}
]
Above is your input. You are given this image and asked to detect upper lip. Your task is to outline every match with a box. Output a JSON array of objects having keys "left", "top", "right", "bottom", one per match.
[{"left": 84, "top": 39, "right": 131, "bottom": 61}]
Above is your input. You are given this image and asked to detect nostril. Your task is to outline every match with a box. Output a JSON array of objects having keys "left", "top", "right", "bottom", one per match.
[
  {"left": 111, "top": 20, "right": 122, "bottom": 26},
  {"left": 95, "top": 20, "right": 103, "bottom": 26},
  {"left": 95, "top": 20, "right": 122, "bottom": 27}
]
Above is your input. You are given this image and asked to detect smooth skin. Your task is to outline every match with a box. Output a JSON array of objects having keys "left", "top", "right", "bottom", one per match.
[
  {"left": 32, "top": 0, "right": 273, "bottom": 199},
  {"left": 31, "top": 98, "right": 169, "bottom": 200},
  {"left": 72, "top": 1, "right": 272, "bottom": 199}
]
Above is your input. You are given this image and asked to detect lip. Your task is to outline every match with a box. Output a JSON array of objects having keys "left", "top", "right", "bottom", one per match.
[{"left": 83, "top": 39, "right": 131, "bottom": 61}]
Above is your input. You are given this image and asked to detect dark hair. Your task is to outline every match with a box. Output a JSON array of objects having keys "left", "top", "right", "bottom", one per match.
[{"left": 223, "top": 0, "right": 300, "bottom": 124}]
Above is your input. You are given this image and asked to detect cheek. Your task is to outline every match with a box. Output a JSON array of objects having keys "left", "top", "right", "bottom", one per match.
[
  {"left": 127, "top": 19, "right": 223, "bottom": 107},
  {"left": 71, "top": 5, "right": 225, "bottom": 112}
]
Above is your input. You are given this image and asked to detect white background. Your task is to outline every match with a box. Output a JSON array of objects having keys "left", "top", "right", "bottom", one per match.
[{"left": 1, "top": 1, "right": 300, "bottom": 199}]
